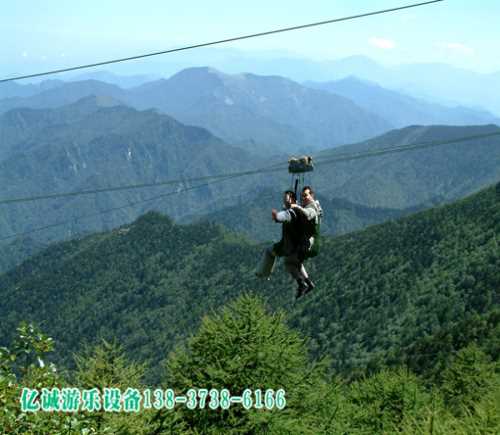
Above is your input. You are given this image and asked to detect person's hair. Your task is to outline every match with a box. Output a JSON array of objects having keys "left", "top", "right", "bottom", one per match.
[
  {"left": 302, "top": 186, "right": 314, "bottom": 197},
  {"left": 284, "top": 190, "right": 296, "bottom": 203}
]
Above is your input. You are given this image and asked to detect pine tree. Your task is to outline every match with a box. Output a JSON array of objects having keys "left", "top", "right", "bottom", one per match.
[{"left": 153, "top": 293, "right": 330, "bottom": 434}]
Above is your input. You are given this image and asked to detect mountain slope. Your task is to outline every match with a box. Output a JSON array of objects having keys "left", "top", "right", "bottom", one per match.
[
  {"left": 313, "top": 124, "right": 500, "bottom": 208},
  {"left": 0, "top": 95, "right": 123, "bottom": 161},
  {"left": 0, "top": 98, "right": 265, "bottom": 251}
]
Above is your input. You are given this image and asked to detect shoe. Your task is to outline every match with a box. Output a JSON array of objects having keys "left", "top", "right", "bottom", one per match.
[
  {"left": 303, "top": 278, "right": 315, "bottom": 295},
  {"left": 295, "top": 279, "right": 308, "bottom": 300}
]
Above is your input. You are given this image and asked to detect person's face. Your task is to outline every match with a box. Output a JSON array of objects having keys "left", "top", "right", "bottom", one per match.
[
  {"left": 283, "top": 193, "right": 293, "bottom": 208},
  {"left": 301, "top": 189, "right": 313, "bottom": 205}
]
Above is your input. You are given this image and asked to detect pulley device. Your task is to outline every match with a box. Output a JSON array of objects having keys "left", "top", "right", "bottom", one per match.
[{"left": 288, "top": 156, "right": 314, "bottom": 199}]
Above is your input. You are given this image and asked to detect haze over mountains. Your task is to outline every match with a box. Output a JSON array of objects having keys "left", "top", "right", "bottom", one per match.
[
  {"left": 2, "top": 66, "right": 499, "bottom": 155},
  {"left": 11, "top": 52, "right": 496, "bottom": 115},
  {"left": 126, "top": 67, "right": 392, "bottom": 152},
  {"left": 1, "top": 68, "right": 392, "bottom": 154},
  {"left": 156, "top": 52, "right": 500, "bottom": 117},
  {"left": 296, "top": 55, "right": 500, "bottom": 116},
  {"left": 305, "top": 76, "right": 500, "bottom": 129}
]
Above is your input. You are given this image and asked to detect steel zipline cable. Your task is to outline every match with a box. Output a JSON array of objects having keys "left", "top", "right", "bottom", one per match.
[
  {"left": 0, "top": 173, "right": 242, "bottom": 242},
  {"left": 0, "top": 165, "right": 283, "bottom": 206},
  {"left": 0, "top": 0, "right": 444, "bottom": 83},
  {"left": 1, "top": 129, "right": 499, "bottom": 241},
  {"left": 312, "top": 130, "right": 500, "bottom": 167}
]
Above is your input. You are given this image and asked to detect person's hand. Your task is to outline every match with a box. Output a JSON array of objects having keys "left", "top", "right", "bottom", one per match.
[
  {"left": 272, "top": 209, "right": 278, "bottom": 221},
  {"left": 291, "top": 203, "right": 298, "bottom": 208}
]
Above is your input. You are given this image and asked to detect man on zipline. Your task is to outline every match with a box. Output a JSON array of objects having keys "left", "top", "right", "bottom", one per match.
[
  {"left": 256, "top": 186, "right": 322, "bottom": 299},
  {"left": 290, "top": 185, "right": 322, "bottom": 264}
]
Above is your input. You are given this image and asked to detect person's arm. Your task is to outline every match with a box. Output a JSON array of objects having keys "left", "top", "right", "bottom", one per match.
[
  {"left": 291, "top": 203, "right": 318, "bottom": 220},
  {"left": 272, "top": 208, "right": 294, "bottom": 222}
]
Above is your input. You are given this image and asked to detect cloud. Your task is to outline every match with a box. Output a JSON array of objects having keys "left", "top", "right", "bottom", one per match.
[
  {"left": 368, "top": 37, "right": 396, "bottom": 50},
  {"left": 437, "top": 42, "right": 474, "bottom": 55}
]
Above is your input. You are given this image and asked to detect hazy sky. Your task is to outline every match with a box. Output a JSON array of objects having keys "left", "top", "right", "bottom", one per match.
[{"left": 2, "top": 0, "right": 499, "bottom": 78}]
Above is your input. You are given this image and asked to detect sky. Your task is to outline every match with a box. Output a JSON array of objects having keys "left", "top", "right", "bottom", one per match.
[{"left": 2, "top": 0, "right": 500, "bottom": 79}]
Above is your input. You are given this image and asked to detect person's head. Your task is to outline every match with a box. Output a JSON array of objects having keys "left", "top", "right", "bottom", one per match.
[
  {"left": 283, "top": 190, "right": 296, "bottom": 208},
  {"left": 301, "top": 186, "right": 314, "bottom": 205}
]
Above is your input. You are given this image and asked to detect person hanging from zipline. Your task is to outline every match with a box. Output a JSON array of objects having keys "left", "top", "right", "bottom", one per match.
[
  {"left": 291, "top": 185, "right": 323, "bottom": 263},
  {"left": 256, "top": 186, "right": 323, "bottom": 299}
]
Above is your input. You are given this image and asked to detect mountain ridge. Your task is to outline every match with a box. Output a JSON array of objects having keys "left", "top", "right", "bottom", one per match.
[
  {"left": 1, "top": 68, "right": 393, "bottom": 153},
  {"left": 305, "top": 75, "right": 500, "bottom": 128}
]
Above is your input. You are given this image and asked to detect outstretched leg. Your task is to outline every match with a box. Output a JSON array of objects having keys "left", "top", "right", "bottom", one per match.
[{"left": 255, "top": 247, "right": 277, "bottom": 279}]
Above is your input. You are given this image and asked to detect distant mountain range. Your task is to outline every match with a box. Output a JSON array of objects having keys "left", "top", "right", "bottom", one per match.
[
  {"left": 68, "top": 71, "right": 160, "bottom": 88},
  {"left": 305, "top": 76, "right": 500, "bottom": 128},
  {"left": 2, "top": 66, "right": 498, "bottom": 158},
  {"left": 125, "top": 67, "right": 391, "bottom": 153},
  {"left": 0, "top": 79, "right": 65, "bottom": 99},
  {"left": 298, "top": 55, "right": 500, "bottom": 117},
  {"left": 0, "top": 80, "right": 124, "bottom": 115},
  {"left": 4, "top": 52, "right": 499, "bottom": 115},
  {"left": 0, "top": 68, "right": 392, "bottom": 154},
  {"left": 143, "top": 52, "right": 499, "bottom": 117}
]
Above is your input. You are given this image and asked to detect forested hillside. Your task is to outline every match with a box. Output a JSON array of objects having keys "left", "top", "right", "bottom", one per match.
[
  {"left": 2, "top": 296, "right": 498, "bottom": 434},
  {"left": 290, "top": 181, "right": 500, "bottom": 375},
  {"left": 1, "top": 182, "right": 498, "bottom": 385}
]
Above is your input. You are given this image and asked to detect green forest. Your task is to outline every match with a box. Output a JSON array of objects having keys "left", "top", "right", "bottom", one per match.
[{"left": 1, "top": 182, "right": 499, "bottom": 433}]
